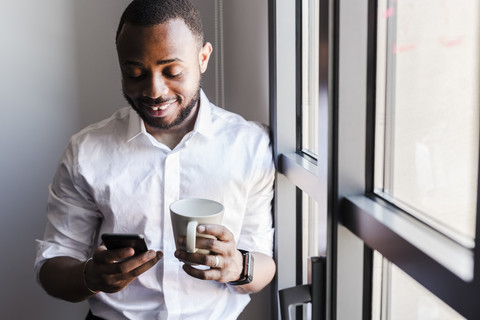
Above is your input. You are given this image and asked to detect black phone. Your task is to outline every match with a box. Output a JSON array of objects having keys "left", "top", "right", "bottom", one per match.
[{"left": 101, "top": 233, "right": 148, "bottom": 256}]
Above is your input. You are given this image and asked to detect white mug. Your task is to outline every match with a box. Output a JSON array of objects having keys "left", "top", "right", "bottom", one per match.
[{"left": 170, "top": 198, "right": 224, "bottom": 254}]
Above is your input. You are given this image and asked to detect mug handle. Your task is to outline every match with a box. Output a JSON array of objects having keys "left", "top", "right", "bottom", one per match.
[{"left": 186, "top": 220, "right": 198, "bottom": 253}]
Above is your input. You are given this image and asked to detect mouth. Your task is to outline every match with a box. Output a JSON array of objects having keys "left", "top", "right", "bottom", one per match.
[
  {"left": 150, "top": 104, "right": 170, "bottom": 111},
  {"left": 142, "top": 98, "right": 178, "bottom": 116}
]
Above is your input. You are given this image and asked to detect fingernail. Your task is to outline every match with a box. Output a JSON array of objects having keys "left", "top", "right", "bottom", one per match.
[
  {"left": 148, "top": 250, "right": 156, "bottom": 258},
  {"left": 197, "top": 225, "right": 206, "bottom": 233}
]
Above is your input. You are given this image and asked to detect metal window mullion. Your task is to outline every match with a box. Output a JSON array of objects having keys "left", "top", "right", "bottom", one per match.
[
  {"left": 270, "top": 0, "right": 302, "bottom": 313},
  {"left": 342, "top": 195, "right": 478, "bottom": 318},
  {"left": 473, "top": 74, "right": 480, "bottom": 312},
  {"left": 473, "top": 29, "right": 480, "bottom": 298},
  {"left": 380, "top": 258, "right": 392, "bottom": 320},
  {"left": 280, "top": 153, "right": 325, "bottom": 205},
  {"left": 382, "top": 0, "right": 397, "bottom": 195}
]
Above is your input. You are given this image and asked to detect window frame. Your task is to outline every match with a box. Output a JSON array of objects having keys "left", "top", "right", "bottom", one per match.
[
  {"left": 270, "top": 0, "right": 335, "bottom": 318},
  {"left": 271, "top": 0, "right": 480, "bottom": 319},
  {"left": 338, "top": 0, "right": 480, "bottom": 319}
]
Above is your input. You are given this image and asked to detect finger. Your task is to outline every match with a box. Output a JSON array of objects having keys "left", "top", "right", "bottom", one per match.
[
  {"left": 211, "top": 254, "right": 220, "bottom": 269},
  {"left": 127, "top": 251, "right": 163, "bottom": 278},
  {"left": 197, "top": 224, "right": 234, "bottom": 242},
  {"left": 92, "top": 244, "right": 108, "bottom": 262},
  {"left": 174, "top": 249, "right": 221, "bottom": 269},
  {"left": 93, "top": 251, "right": 163, "bottom": 293},
  {"left": 94, "top": 245, "right": 135, "bottom": 264},
  {"left": 195, "top": 236, "right": 228, "bottom": 255},
  {"left": 111, "top": 250, "right": 159, "bottom": 274},
  {"left": 175, "top": 249, "right": 207, "bottom": 266},
  {"left": 93, "top": 245, "right": 132, "bottom": 263},
  {"left": 182, "top": 263, "right": 221, "bottom": 281}
]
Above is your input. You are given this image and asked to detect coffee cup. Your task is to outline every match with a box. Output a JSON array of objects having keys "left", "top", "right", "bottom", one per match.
[{"left": 170, "top": 198, "right": 224, "bottom": 254}]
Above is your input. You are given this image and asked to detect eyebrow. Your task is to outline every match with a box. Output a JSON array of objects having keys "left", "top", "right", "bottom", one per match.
[{"left": 123, "top": 58, "right": 183, "bottom": 67}]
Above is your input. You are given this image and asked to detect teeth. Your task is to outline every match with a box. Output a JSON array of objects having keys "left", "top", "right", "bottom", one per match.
[{"left": 150, "top": 102, "right": 173, "bottom": 111}]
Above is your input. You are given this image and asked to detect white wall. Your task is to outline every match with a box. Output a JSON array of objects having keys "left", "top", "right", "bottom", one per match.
[
  {"left": 223, "top": 0, "right": 270, "bottom": 125},
  {"left": 0, "top": 1, "right": 130, "bottom": 319},
  {"left": 221, "top": 2, "right": 272, "bottom": 319},
  {"left": 0, "top": 0, "right": 270, "bottom": 319}
]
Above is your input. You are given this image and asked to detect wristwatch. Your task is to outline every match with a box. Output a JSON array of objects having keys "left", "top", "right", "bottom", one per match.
[{"left": 228, "top": 249, "right": 254, "bottom": 285}]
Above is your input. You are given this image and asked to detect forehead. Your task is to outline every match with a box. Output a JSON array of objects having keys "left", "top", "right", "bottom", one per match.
[{"left": 116, "top": 19, "right": 199, "bottom": 62}]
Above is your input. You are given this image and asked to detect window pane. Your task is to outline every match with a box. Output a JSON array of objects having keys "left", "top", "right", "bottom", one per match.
[
  {"left": 300, "top": 192, "right": 326, "bottom": 320},
  {"left": 301, "top": 192, "right": 325, "bottom": 284},
  {"left": 302, "top": 192, "right": 318, "bottom": 283},
  {"left": 372, "top": 251, "right": 465, "bottom": 320},
  {"left": 375, "top": 0, "right": 480, "bottom": 241},
  {"left": 301, "top": 0, "right": 319, "bottom": 156}
]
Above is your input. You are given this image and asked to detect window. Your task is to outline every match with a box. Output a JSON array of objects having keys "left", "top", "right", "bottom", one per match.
[
  {"left": 271, "top": 0, "right": 480, "bottom": 319},
  {"left": 372, "top": 252, "right": 465, "bottom": 320},
  {"left": 272, "top": 0, "right": 332, "bottom": 318},
  {"left": 375, "top": 0, "right": 480, "bottom": 244},
  {"left": 339, "top": 0, "right": 480, "bottom": 319},
  {"left": 299, "top": 192, "right": 320, "bottom": 318},
  {"left": 301, "top": 0, "right": 319, "bottom": 156}
]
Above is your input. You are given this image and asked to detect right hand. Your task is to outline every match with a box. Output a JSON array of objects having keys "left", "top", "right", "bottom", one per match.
[{"left": 84, "top": 245, "right": 163, "bottom": 293}]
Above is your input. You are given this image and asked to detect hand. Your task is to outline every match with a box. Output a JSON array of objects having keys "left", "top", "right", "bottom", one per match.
[
  {"left": 84, "top": 245, "right": 163, "bottom": 293},
  {"left": 174, "top": 224, "right": 243, "bottom": 283}
]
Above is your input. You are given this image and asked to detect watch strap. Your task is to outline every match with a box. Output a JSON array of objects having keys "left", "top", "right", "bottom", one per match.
[{"left": 228, "top": 249, "right": 254, "bottom": 285}]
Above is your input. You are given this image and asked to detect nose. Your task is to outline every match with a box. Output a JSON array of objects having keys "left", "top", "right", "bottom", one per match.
[{"left": 143, "top": 74, "right": 169, "bottom": 99}]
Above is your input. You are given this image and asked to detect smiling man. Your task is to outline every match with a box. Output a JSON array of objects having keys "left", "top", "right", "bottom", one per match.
[
  {"left": 35, "top": 0, "right": 275, "bottom": 319},
  {"left": 117, "top": 18, "right": 209, "bottom": 148}
]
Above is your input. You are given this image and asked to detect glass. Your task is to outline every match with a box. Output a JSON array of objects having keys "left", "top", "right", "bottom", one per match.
[
  {"left": 301, "top": 192, "right": 324, "bottom": 284},
  {"left": 375, "top": 0, "right": 480, "bottom": 242},
  {"left": 300, "top": 192, "right": 325, "bottom": 319},
  {"left": 301, "top": 0, "right": 319, "bottom": 156},
  {"left": 372, "top": 251, "right": 465, "bottom": 320}
]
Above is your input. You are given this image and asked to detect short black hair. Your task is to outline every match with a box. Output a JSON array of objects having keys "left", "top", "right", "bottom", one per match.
[{"left": 116, "top": 0, "right": 204, "bottom": 45}]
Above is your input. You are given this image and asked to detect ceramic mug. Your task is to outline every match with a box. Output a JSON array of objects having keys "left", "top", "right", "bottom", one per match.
[{"left": 170, "top": 198, "right": 224, "bottom": 254}]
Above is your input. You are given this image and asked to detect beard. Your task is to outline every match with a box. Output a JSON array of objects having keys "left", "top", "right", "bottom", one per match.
[{"left": 123, "top": 87, "right": 200, "bottom": 130}]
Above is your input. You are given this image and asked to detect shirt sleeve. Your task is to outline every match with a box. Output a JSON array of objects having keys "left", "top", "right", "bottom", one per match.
[
  {"left": 34, "top": 141, "right": 103, "bottom": 279},
  {"left": 236, "top": 124, "right": 275, "bottom": 257}
]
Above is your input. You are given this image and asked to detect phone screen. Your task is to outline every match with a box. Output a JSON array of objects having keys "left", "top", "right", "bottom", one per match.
[{"left": 101, "top": 233, "right": 148, "bottom": 255}]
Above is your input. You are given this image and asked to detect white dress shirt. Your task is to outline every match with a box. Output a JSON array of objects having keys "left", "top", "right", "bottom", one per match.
[{"left": 35, "top": 90, "right": 275, "bottom": 320}]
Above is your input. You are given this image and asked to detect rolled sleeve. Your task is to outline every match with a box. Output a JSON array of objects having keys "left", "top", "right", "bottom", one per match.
[
  {"left": 34, "top": 143, "right": 102, "bottom": 279},
  {"left": 236, "top": 127, "right": 275, "bottom": 257}
]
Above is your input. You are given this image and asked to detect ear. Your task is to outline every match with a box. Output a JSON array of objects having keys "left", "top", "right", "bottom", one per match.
[{"left": 198, "top": 42, "right": 213, "bottom": 74}]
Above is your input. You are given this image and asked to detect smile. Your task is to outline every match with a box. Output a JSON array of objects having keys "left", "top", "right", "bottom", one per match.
[
  {"left": 145, "top": 99, "right": 177, "bottom": 111},
  {"left": 150, "top": 104, "right": 171, "bottom": 111},
  {"left": 141, "top": 98, "right": 178, "bottom": 117}
]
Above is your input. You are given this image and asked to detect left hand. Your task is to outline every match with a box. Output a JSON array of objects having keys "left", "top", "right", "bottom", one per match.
[{"left": 174, "top": 224, "right": 243, "bottom": 283}]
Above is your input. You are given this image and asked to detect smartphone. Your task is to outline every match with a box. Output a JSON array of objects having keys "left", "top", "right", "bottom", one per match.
[{"left": 101, "top": 233, "right": 148, "bottom": 256}]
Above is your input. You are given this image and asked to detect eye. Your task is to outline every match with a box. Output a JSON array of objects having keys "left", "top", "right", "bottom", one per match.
[
  {"left": 164, "top": 66, "right": 183, "bottom": 79},
  {"left": 122, "top": 66, "right": 145, "bottom": 79}
]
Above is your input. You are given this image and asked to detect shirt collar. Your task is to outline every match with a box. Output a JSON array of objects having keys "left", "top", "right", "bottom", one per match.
[
  {"left": 126, "top": 89, "right": 214, "bottom": 143},
  {"left": 126, "top": 109, "right": 144, "bottom": 142},
  {"left": 192, "top": 89, "right": 214, "bottom": 139}
]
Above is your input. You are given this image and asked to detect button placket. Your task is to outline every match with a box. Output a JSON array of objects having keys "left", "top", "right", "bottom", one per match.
[{"left": 161, "top": 151, "right": 181, "bottom": 319}]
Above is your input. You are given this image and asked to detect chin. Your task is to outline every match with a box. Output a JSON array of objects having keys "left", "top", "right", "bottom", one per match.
[{"left": 123, "top": 90, "right": 200, "bottom": 130}]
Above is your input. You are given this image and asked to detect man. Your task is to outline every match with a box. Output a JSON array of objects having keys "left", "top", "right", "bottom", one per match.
[{"left": 34, "top": 0, "right": 275, "bottom": 319}]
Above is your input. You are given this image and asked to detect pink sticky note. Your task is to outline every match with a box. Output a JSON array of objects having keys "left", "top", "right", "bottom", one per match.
[
  {"left": 393, "top": 43, "right": 416, "bottom": 54},
  {"left": 382, "top": 6, "right": 395, "bottom": 19},
  {"left": 439, "top": 36, "right": 464, "bottom": 48}
]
